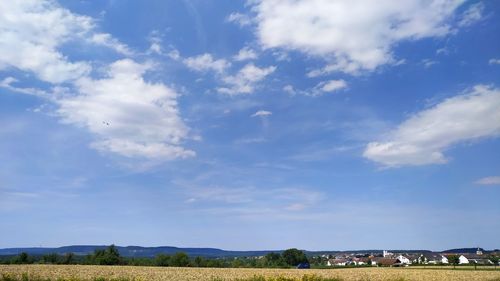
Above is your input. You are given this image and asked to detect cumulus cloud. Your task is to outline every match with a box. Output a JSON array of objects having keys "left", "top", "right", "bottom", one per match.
[
  {"left": 250, "top": 0, "right": 466, "bottom": 75},
  {"left": 181, "top": 51, "right": 274, "bottom": 95},
  {"left": 475, "top": 176, "right": 500, "bottom": 185},
  {"left": 251, "top": 110, "right": 272, "bottom": 117},
  {"left": 183, "top": 53, "right": 231, "bottom": 73},
  {"left": 57, "top": 59, "right": 194, "bottom": 160},
  {"left": 0, "top": 0, "right": 131, "bottom": 83},
  {"left": 217, "top": 63, "right": 276, "bottom": 95},
  {"left": 233, "top": 47, "right": 258, "bottom": 61},
  {"left": 0, "top": 1, "right": 194, "bottom": 162},
  {"left": 0, "top": 0, "right": 93, "bottom": 83},
  {"left": 364, "top": 85, "right": 500, "bottom": 167}
]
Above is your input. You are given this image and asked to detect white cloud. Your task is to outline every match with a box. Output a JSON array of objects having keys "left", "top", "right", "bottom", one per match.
[
  {"left": 0, "top": 77, "right": 52, "bottom": 98},
  {"left": 233, "top": 47, "right": 258, "bottom": 61},
  {"left": 0, "top": 0, "right": 93, "bottom": 83},
  {"left": 364, "top": 85, "right": 500, "bottom": 167},
  {"left": 0, "top": 1, "right": 194, "bottom": 163},
  {"left": 146, "top": 31, "right": 163, "bottom": 55},
  {"left": 489, "top": 58, "right": 500, "bottom": 65},
  {"left": 421, "top": 58, "right": 438, "bottom": 68},
  {"left": 181, "top": 51, "right": 273, "bottom": 95},
  {"left": 183, "top": 53, "right": 231, "bottom": 73},
  {"left": 458, "top": 2, "right": 484, "bottom": 27},
  {"left": 251, "top": 110, "right": 272, "bottom": 117},
  {"left": 56, "top": 59, "right": 194, "bottom": 160},
  {"left": 475, "top": 176, "right": 500, "bottom": 185},
  {"left": 90, "top": 33, "right": 132, "bottom": 56},
  {"left": 318, "top": 79, "right": 347, "bottom": 93},
  {"left": 283, "top": 85, "right": 296, "bottom": 95},
  {"left": 436, "top": 47, "right": 449, "bottom": 55},
  {"left": 226, "top": 12, "right": 252, "bottom": 27},
  {"left": 282, "top": 80, "right": 347, "bottom": 97},
  {"left": 0, "top": 0, "right": 130, "bottom": 83},
  {"left": 250, "top": 0, "right": 465, "bottom": 75},
  {"left": 217, "top": 63, "right": 276, "bottom": 95}
]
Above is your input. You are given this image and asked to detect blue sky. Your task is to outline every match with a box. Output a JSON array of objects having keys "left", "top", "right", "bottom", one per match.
[{"left": 0, "top": 0, "right": 499, "bottom": 251}]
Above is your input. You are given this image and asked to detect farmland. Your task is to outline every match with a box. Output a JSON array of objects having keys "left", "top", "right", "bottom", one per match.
[{"left": 1, "top": 265, "right": 500, "bottom": 281}]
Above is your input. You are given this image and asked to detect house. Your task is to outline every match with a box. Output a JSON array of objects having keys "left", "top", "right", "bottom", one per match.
[
  {"left": 350, "top": 257, "right": 367, "bottom": 266},
  {"left": 395, "top": 255, "right": 411, "bottom": 265},
  {"left": 459, "top": 255, "right": 470, "bottom": 264},
  {"left": 327, "top": 259, "right": 348, "bottom": 266},
  {"left": 376, "top": 258, "right": 401, "bottom": 267},
  {"left": 359, "top": 257, "right": 375, "bottom": 266},
  {"left": 462, "top": 254, "right": 494, "bottom": 265},
  {"left": 420, "top": 253, "right": 449, "bottom": 264}
]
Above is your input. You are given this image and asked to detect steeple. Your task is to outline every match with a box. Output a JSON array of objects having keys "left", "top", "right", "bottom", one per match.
[{"left": 476, "top": 248, "right": 483, "bottom": 255}]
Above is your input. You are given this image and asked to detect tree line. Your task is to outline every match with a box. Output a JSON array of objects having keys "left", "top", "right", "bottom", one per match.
[{"left": 0, "top": 245, "right": 309, "bottom": 268}]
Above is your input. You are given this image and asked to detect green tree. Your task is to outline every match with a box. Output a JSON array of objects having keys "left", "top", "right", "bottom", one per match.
[
  {"left": 155, "top": 254, "right": 170, "bottom": 267},
  {"left": 92, "top": 245, "right": 122, "bottom": 265},
  {"left": 231, "top": 258, "right": 243, "bottom": 268},
  {"left": 281, "top": 248, "right": 308, "bottom": 267},
  {"left": 206, "top": 259, "right": 225, "bottom": 268},
  {"left": 42, "top": 253, "right": 59, "bottom": 264},
  {"left": 193, "top": 256, "right": 206, "bottom": 267},
  {"left": 13, "top": 252, "right": 32, "bottom": 264},
  {"left": 169, "top": 252, "right": 190, "bottom": 267},
  {"left": 489, "top": 255, "right": 499, "bottom": 269},
  {"left": 61, "top": 253, "right": 74, "bottom": 265},
  {"left": 264, "top": 252, "right": 286, "bottom": 267},
  {"left": 447, "top": 255, "right": 460, "bottom": 269}
]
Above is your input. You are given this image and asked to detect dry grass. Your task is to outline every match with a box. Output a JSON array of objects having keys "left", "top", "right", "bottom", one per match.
[{"left": 1, "top": 265, "right": 500, "bottom": 281}]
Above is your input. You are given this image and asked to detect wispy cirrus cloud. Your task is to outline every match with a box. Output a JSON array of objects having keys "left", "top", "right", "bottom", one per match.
[
  {"left": 475, "top": 176, "right": 500, "bottom": 185},
  {"left": 251, "top": 110, "right": 272, "bottom": 118},
  {"left": 226, "top": 12, "right": 252, "bottom": 27},
  {"left": 283, "top": 79, "right": 347, "bottom": 97},
  {"left": 489, "top": 58, "right": 500, "bottom": 65},
  {"left": 457, "top": 2, "right": 484, "bottom": 27}
]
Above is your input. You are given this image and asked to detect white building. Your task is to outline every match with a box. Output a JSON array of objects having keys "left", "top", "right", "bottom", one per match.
[
  {"left": 420, "top": 253, "right": 449, "bottom": 264},
  {"left": 395, "top": 255, "right": 411, "bottom": 265},
  {"left": 383, "top": 250, "right": 394, "bottom": 257},
  {"left": 459, "top": 255, "right": 469, "bottom": 264}
]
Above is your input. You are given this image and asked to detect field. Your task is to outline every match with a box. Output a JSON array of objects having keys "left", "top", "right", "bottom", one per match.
[{"left": 1, "top": 265, "right": 500, "bottom": 281}]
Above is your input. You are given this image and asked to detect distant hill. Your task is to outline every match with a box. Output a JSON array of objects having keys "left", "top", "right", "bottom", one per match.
[
  {"left": 0, "top": 245, "right": 278, "bottom": 258},
  {"left": 441, "top": 248, "right": 486, "bottom": 254}
]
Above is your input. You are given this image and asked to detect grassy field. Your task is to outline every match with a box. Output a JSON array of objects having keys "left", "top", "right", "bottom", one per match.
[{"left": 1, "top": 265, "right": 500, "bottom": 281}]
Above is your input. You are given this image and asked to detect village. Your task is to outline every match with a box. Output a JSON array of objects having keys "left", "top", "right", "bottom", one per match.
[{"left": 323, "top": 248, "right": 500, "bottom": 267}]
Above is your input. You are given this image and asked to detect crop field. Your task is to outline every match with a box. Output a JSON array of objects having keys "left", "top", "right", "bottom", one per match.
[{"left": 1, "top": 265, "right": 500, "bottom": 281}]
